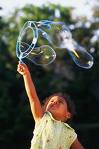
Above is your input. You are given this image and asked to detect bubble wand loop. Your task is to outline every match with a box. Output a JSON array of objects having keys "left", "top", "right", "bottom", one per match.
[
  {"left": 16, "top": 20, "right": 56, "bottom": 65},
  {"left": 16, "top": 21, "right": 38, "bottom": 63}
]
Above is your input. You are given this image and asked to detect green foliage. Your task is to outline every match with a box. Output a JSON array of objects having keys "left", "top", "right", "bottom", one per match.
[{"left": 0, "top": 4, "right": 99, "bottom": 149}]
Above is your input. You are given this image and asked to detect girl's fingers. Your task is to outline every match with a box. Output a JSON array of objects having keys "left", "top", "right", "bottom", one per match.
[
  {"left": 19, "top": 66, "right": 24, "bottom": 72},
  {"left": 18, "top": 63, "right": 28, "bottom": 70},
  {"left": 17, "top": 63, "right": 28, "bottom": 75}
]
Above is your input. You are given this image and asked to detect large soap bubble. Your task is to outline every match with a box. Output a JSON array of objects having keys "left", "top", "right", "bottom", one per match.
[{"left": 16, "top": 20, "right": 93, "bottom": 68}]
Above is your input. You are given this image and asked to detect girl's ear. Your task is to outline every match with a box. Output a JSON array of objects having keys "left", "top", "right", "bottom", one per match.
[{"left": 67, "top": 112, "right": 72, "bottom": 119}]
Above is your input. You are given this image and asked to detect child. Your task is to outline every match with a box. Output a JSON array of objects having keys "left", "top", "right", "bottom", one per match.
[{"left": 17, "top": 63, "right": 85, "bottom": 149}]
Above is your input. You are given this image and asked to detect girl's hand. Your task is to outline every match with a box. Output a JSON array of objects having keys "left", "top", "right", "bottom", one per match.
[{"left": 17, "top": 62, "right": 29, "bottom": 76}]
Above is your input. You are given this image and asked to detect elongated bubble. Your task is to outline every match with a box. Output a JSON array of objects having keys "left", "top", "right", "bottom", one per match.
[{"left": 65, "top": 39, "right": 94, "bottom": 69}]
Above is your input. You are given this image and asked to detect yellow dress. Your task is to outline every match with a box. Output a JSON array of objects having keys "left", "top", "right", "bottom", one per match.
[{"left": 30, "top": 111, "right": 77, "bottom": 149}]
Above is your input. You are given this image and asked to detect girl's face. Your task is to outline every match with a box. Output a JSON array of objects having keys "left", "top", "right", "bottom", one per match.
[{"left": 45, "top": 96, "right": 71, "bottom": 122}]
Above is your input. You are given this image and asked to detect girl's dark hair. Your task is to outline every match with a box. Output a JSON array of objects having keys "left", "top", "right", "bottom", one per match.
[{"left": 42, "top": 92, "right": 76, "bottom": 123}]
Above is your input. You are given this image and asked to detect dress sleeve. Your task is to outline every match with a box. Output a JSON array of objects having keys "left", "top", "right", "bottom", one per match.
[{"left": 68, "top": 128, "right": 77, "bottom": 147}]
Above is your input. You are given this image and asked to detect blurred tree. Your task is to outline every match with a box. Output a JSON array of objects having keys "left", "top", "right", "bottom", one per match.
[{"left": 0, "top": 4, "right": 99, "bottom": 149}]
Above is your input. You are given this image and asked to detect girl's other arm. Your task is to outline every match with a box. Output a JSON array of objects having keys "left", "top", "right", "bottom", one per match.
[
  {"left": 17, "top": 63, "right": 43, "bottom": 123},
  {"left": 71, "top": 138, "right": 85, "bottom": 149}
]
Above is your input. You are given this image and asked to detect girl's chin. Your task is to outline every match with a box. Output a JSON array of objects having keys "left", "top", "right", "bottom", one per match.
[{"left": 47, "top": 108, "right": 57, "bottom": 114}]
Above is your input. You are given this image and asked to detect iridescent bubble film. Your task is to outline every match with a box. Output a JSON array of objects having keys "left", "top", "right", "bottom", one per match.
[{"left": 16, "top": 20, "right": 94, "bottom": 68}]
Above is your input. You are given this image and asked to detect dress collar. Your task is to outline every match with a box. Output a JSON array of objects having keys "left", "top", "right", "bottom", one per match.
[{"left": 45, "top": 111, "right": 73, "bottom": 129}]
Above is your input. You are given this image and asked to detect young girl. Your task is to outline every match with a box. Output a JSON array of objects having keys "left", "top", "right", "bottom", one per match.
[{"left": 17, "top": 63, "right": 85, "bottom": 149}]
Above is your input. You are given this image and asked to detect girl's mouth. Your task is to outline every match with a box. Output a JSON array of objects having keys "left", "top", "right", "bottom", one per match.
[{"left": 50, "top": 103, "right": 59, "bottom": 109}]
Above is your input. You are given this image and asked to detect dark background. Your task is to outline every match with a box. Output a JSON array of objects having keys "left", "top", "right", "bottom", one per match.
[{"left": 0, "top": 3, "right": 99, "bottom": 149}]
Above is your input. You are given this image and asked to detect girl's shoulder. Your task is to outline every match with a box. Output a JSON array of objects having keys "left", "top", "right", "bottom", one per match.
[{"left": 64, "top": 123, "right": 75, "bottom": 130}]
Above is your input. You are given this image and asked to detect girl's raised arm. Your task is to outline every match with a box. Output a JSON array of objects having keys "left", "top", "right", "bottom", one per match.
[{"left": 17, "top": 63, "right": 43, "bottom": 123}]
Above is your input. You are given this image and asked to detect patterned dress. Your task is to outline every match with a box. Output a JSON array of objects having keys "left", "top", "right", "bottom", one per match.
[{"left": 30, "top": 111, "right": 77, "bottom": 149}]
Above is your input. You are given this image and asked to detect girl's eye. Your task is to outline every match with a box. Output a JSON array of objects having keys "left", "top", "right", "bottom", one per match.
[
  {"left": 60, "top": 101, "right": 63, "bottom": 103},
  {"left": 51, "top": 100, "right": 54, "bottom": 103},
  {"left": 58, "top": 100, "right": 62, "bottom": 103},
  {"left": 59, "top": 99, "right": 64, "bottom": 103}
]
